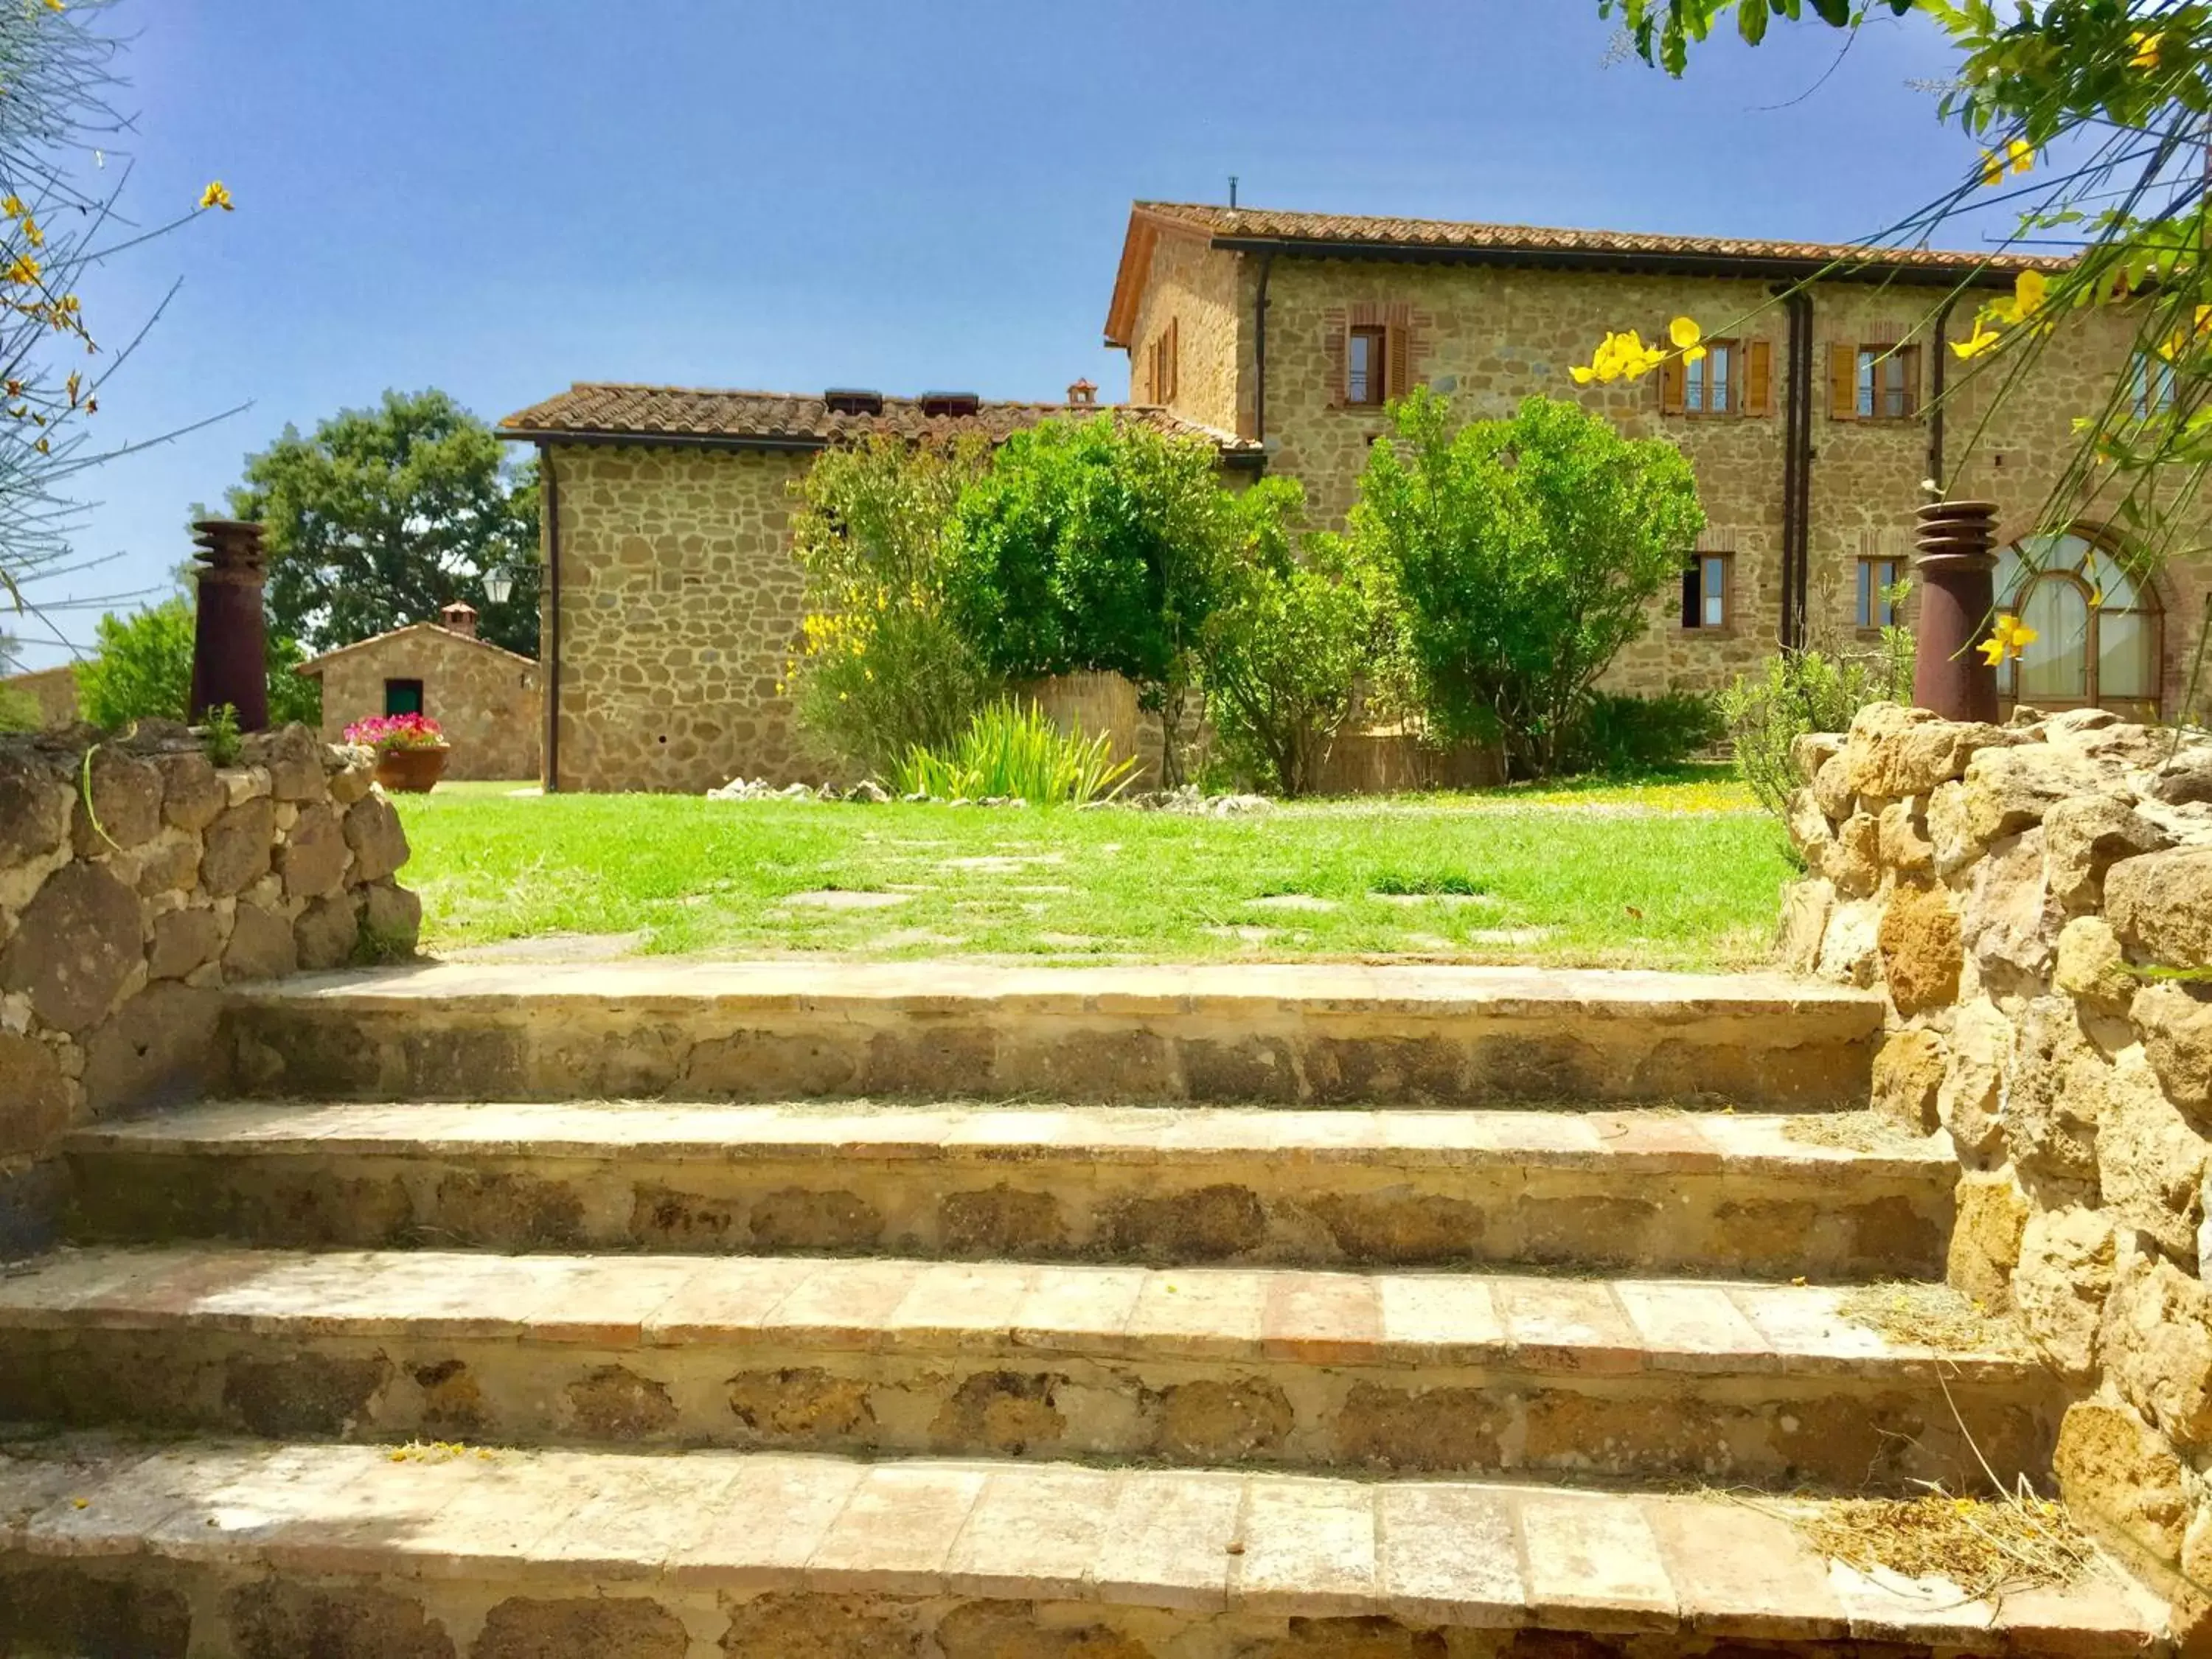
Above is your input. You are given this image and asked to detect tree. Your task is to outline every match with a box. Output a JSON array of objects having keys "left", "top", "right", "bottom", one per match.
[
  {"left": 1197, "top": 484, "right": 1388, "bottom": 796},
  {"left": 785, "top": 431, "right": 995, "bottom": 775},
  {"left": 1349, "top": 389, "right": 1705, "bottom": 779},
  {"left": 76, "top": 597, "right": 319, "bottom": 731},
  {"left": 223, "top": 390, "right": 541, "bottom": 658},
  {"left": 946, "top": 415, "right": 1254, "bottom": 785}
]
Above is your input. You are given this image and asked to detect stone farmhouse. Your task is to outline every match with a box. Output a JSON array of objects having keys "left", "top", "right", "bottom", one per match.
[
  {"left": 294, "top": 599, "right": 541, "bottom": 782},
  {"left": 504, "top": 200, "right": 2199, "bottom": 795}
]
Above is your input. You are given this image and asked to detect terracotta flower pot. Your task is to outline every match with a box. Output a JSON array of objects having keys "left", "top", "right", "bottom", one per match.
[{"left": 374, "top": 745, "right": 449, "bottom": 793}]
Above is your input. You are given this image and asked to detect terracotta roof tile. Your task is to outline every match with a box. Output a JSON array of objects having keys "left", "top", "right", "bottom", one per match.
[
  {"left": 1133, "top": 201, "right": 2073, "bottom": 276},
  {"left": 294, "top": 620, "right": 535, "bottom": 677},
  {"left": 499, "top": 385, "right": 1258, "bottom": 456}
]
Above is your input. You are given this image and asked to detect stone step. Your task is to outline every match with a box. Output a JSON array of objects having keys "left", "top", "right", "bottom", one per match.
[
  {"left": 0, "top": 1248, "right": 2053, "bottom": 1492},
  {"left": 0, "top": 1438, "right": 2168, "bottom": 1657},
  {"left": 218, "top": 959, "right": 1882, "bottom": 1108},
  {"left": 66, "top": 1099, "right": 1956, "bottom": 1279}
]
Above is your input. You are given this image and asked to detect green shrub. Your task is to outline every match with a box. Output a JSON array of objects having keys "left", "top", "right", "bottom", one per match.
[
  {"left": 947, "top": 414, "right": 1287, "bottom": 785},
  {"left": 1346, "top": 389, "right": 1705, "bottom": 779},
  {"left": 76, "top": 597, "right": 320, "bottom": 731},
  {"left": 786, "top": 433, "right": 995, "bottom": 776},
  {"left": 1197, "top": 501, "right": 1385, "bottom": 797},
  {"left": 1558, "top": 689, "right": 1725, "bottom": 776},
  {"left": 1722, "top": 640, "right": 1912, "bottom": 819},
  {"left": 888, "top": 700, "right": 1136, "bottom": 805},
  {"left": 0, "top": 684, "right": 40, "bottom": 732}
]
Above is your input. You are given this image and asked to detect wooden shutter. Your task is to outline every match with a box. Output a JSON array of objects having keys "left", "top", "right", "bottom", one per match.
[
  {"left": 1744, "top": 339, "right": 1773, "bottom": 417},
  {"left": 1828, "top": 343, "right": 1859, "bottom": 420},
  {"left": 1659, "top": 353, "right": 1686, "bottom": 415},
  {"left": 1899, "top": 344, "right": 1921, "bottom": 417},
  {"left": 1165, "top": 317, "right": 1180, "bottom": 403},
  {"left": 1387, "top": 324, "right": 1412, "bottom": 403},
  {"left": 1324, "top": 311, "right": 1348, "bottom": 407},
  {"left": 1680, "top": 563, "right": 1701, "bottom": 628}
]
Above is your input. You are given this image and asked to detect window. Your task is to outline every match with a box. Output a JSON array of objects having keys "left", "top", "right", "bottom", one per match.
[
  {"left": 1857, "top": 557, "right": 1903, "bottom": 629},
  {"left": 383, "top": 678, "right": 425, "bottom": 717},
  {"left": 1831, "top": 342, "right": 1919, "bottom": 420},
  {"left": 1994, "top": 531, "right": 2163, "bottom": 713},
  {"left": 2132, "top": 352, "right": 2177, "bottom": 418},
  {"left": 1346, "top": 324, "right": 1387, "bottom": 406},
  {"left": 1680, "top": 554, "right": 1732, "bottom": 630},
  {"left": 1684, "top": 340, "right": 1736, "bottom": 414}
]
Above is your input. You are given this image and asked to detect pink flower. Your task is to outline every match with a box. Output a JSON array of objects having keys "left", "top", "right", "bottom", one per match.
[{"left": 344, "top": 713, "right": 447, "bottom": 752}]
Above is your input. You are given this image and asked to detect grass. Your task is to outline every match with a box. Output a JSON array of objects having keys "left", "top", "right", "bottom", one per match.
[{"left": 390, "top": 768, "right": 1790, "bottom": 968}]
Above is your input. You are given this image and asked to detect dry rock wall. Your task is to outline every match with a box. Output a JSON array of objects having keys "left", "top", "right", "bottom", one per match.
[
  {"left": 1783, "top": 701, "right": 2212, "bottom": 1623},
  {"left": 0, "top": 721, "right": 419, "bottom": 1254}
]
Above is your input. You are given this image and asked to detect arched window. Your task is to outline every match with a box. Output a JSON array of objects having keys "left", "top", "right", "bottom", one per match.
[{"left": 1993, "top": 530, "right": 2163, "bottom": 715}]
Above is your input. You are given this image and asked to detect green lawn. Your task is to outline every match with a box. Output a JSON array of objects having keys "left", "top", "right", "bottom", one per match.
[{"left": 389, "top": 768, "right": 1793, "bottom": 971}]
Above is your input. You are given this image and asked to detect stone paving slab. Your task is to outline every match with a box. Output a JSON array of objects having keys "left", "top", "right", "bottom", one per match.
[
  {"left": 0, "top": 1439, "right": 2170, "bottom": 1654},
  {"left": 70, "top": 1099, "right": 1952, "bottom": 1175},
  {"left": 218, "top": 959, "right": 1882, "bottom": 1109},
  {"left": 64, "top": 1101, "right": 1955, "bottom": 1280},
  {"left": 0, "top": 1246, "right": 2034, "bottom": 1380}
]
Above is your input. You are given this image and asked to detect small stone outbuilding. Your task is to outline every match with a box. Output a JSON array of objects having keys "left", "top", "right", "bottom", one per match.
[
  {"left": 296, "top": 602, "right": 540, "bottom": 782},
  {"left": 0, "top": 664, "right": 79, "bottom": 728}
]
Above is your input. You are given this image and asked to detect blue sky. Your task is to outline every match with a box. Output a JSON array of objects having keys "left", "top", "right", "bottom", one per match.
[{"left": 22, "top": 0, "right": 1980, "bottom": 666}]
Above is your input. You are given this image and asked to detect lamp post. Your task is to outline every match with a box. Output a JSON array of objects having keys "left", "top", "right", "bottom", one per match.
[
  {"left": 189, "top": 518, "right": 270, "bottom": 731},
  {"left": 1910, "top": 498, "right": 2002, "bottom": 723}
]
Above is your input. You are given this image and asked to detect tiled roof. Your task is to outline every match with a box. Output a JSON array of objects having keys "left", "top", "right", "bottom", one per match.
[
  {"left": 1133, "top": 201, "right": 2075, "bottom": 276},
  {"left": 498, "top": 385, "right": 1258, "bottom": 456},
  {"left": 294, "top": 620, "right": 535, "bottom": 677}
]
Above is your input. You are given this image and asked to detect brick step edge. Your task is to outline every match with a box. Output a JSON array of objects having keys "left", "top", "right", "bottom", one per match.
[
  {"left": 0, "top": 1440, "right": 2169, "bottom": 1656},
  {"left": 0, "top": 1248, "right": 2037, "bottom": 1381}
]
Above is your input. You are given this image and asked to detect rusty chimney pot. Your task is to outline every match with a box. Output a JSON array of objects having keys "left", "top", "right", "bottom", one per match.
[
  {"left": 439, "top": 600, "right": 479, "bottom": 639},
  {"left": 1911, "top": 498, "right": 2002, "bottom": 724},
  {"left": 189, "top": 518, "right": 270, "bottom": 731}
]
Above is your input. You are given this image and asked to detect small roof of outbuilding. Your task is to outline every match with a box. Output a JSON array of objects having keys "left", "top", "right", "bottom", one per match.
[{"left": 293, "top": 619, "right": 536, "bottom": 678}]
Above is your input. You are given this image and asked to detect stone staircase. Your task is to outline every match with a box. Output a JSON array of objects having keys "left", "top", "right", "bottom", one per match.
[{"left": 0, "top": 961, "right": 2176, "bottom": 1656}]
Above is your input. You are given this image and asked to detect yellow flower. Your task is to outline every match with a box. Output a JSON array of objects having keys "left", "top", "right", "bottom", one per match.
[
  {"left": 2008, "top": 137, "right": 2034, "bottom": 176},
  {"left": 1952, "top": 325, "right": 2002, "bottom": 360},
  {"left": 43, "top": 0, "right": 64, "bottom": 12},
  {"left": 198, "top": 180, "right": 232, "bottom": 212},
  {"left": 21, "top": 216, "right": 41, "bottom": 248},
  {"left": 4, "top": 252, "right": 38, "bottom": 285},
  {"left": 1979, "top": 150, "right": 2004, "bottom": 188},
  {"left": 2132, "top": 29, "right": 2163, "bottom": 69},
  {"left": 1977, "top": 613, "right": 2039, "bottom": 666},
  {"left": 2011, "top": 268, "right": 2048, "bottom": 320},
  {"left": 2, "top": 195, "right": 23, "bottom": 219}
]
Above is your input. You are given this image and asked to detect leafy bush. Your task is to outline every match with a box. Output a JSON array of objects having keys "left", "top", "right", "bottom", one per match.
[
  {"left": 1722, "top": 643, "right": 1912, "bottom": 818},
  {"left": 1347, "top": 389, "right": 1704, "bottom": 779},
  {"left": 947, "top": 414, "right": 1280, "bottom": 785},
  {"left": 76, "top": 597, "right": 321, "bottom": 731},
  {"left": 1197, "top": 487, "right": 1387, "bottom": 796},
  {"left": 1557, "top": 689, "right": 1725, "bottom": 776},
  {"left": 786, "top": 433, "right": 994, "bottom": 775},
  {"left": 888, "top": 700, "right": 1136, "bottom": 805}
]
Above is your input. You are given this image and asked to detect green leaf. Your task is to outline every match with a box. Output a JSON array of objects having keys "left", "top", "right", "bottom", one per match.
[{"left": 1738, "top": 0, "right": 1769, "bottom": 45}]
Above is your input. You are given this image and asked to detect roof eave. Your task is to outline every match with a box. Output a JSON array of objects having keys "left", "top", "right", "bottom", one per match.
[
  {"left": 1204, "top": 233, "right": 2048, "bottom": 288},
  {"left": 499, "top": 425, "right": 830, "bottom": 455}
]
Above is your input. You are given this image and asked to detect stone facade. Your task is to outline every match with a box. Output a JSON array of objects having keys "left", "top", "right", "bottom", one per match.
[
  {"left": 0, "top": 664, "right": 79, "bottom": 728},
  {"left": 1781, "top": 701, "right": 2212, "bottom": 1636},
  {"left": 0, "top": 721, "right": 418, "bottom": 1256},
  {"left": 299, "top": 619, "right": 540, "bottom": 783},
  {"left": 1123, "top": 220, "right": 2207, "bottom": 714},
  {"left": 544, "top": 445, "right": 808, "bottom": 795}
]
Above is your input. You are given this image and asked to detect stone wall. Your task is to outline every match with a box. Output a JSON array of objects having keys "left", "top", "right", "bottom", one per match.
[
  {"left": 0, "top": 721, "right": 420, "bottom": 1256},
  {"left": 305, "top": 624, "right": 540, "bottom": 782},
  {"left": 546, "top": 443, "right": 810, "bottom": 794},
  {"left": 1779, "top": 700, "right": 2212, "bottom": 1628},
  {"left": 0, "top": 664, "right": 78, "bottom": 729},
  {"left": 1126, "top": 227, "right": 1248, "bottom": 439}
]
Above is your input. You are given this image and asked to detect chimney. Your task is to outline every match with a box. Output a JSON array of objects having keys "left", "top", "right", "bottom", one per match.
[
  {"left": 439, "top": 600, "right": 478, "bottom": 639},
  {"left": 1067, "top": 378, "right": 1098, "bottom": 406}
]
